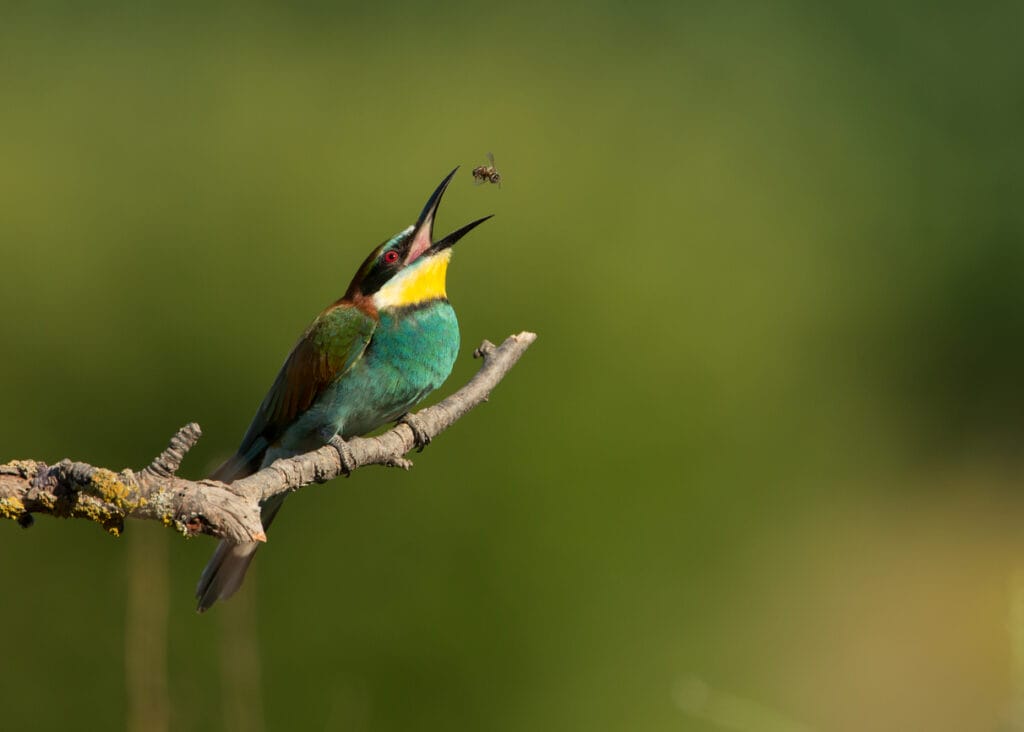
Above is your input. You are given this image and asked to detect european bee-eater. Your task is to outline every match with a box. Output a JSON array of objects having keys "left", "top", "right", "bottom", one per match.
[{"left": 196, "top": 169, "right": 490, "bottom": 612}]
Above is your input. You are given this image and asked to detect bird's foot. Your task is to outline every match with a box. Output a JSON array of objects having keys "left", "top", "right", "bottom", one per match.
[
  {"left": 326, "top": 435, "right": 357, "bottom": 477},
  {"left": 399, "top": 412, "right": 432, "bottom": 452}
]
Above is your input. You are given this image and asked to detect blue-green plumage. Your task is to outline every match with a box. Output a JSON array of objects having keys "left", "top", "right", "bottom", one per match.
[
  {"left": 195, "top": 170, "right": 489, "bottom": 611},
  {"left": 331, "top": 302, "right": 460, "bottom": 438}
]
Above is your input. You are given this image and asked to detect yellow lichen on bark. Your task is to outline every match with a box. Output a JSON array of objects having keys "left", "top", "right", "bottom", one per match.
[
  {"left": 88, "top": 468, "right": 145, "bottom": 512},
  {"left": 0, "top": 496, "right": 26, "bottom": 520}
]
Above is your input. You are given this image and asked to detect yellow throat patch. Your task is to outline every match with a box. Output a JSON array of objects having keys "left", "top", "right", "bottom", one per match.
[{"left": 373, "top": 250, "right": 451, "bottom": 309}]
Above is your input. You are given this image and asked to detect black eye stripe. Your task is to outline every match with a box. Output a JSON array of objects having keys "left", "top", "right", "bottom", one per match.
[{"left": 355, "top": 231, "right": 414, "bottom": 296}]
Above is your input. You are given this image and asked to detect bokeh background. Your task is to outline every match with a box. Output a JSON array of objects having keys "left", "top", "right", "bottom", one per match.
[{"left": 1, "top": 2, "right": 1022, "bottom": 731}]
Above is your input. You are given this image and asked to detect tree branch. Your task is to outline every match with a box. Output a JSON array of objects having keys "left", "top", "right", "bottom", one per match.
[{"left": 0, "top": 331, "right": 536, "bottom": 542}]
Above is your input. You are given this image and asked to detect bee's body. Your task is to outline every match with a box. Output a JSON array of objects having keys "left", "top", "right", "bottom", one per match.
[{"left": 472, "top": 152, "right": 502, "bottom": 187}]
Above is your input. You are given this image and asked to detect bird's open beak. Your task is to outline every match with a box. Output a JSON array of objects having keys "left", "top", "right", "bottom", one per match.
[{"left": 406, "top": 168, "right": 492, "bottom": 264}]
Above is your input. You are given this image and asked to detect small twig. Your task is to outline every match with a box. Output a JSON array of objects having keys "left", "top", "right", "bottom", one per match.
[
  {"left": 0, "top": 331, "right": 536, "bottom": 542},
  {"left": 142, "top": 422, "right": 203, "bottom": 479}
]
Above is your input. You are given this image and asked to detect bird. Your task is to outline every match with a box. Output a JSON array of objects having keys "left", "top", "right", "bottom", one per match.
[{"left": 195, "top": 168, "right": 491, "bottom": 612}]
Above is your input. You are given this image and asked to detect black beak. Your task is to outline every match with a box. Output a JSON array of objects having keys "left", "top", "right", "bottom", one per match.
[
  {"left": 430, "top": 215, "right": 494, "bottom": 252},
  {"left": 415, "top": 167, "right": 458, "bottom": 231},
  {"left": 406, "top": 168, "right": 491, "bottom": 263}
]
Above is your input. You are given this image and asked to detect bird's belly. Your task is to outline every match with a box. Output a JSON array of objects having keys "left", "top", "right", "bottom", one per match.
[{"left": 329, "top": 302, "right": 459, "bottom": 438}]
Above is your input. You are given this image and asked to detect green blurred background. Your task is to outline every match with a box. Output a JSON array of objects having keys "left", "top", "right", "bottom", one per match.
[{"left": 2, "top": 2, "right": 1023, "bottom": 731}]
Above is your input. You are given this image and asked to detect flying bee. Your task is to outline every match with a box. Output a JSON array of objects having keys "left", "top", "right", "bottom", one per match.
[{"left": 471, "top": 152, "right": 502, "bottom": 187}]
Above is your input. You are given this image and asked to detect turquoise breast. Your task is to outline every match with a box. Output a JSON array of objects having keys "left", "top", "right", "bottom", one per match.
[{"left": 329, "top": 300, "right": 459, "bottom": 438}]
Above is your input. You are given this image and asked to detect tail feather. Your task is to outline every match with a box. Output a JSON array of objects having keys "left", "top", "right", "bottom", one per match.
[
  {"left": 194, "top": 492, "right": 285, "bottom": 613},
  {"left": 195, "top": 540, "right": 260, "bottom": 612}
]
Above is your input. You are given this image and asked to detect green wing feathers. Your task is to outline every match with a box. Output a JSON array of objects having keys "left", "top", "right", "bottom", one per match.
[{"left": 211, "top": 304, "right": 376, "bottom": 482}]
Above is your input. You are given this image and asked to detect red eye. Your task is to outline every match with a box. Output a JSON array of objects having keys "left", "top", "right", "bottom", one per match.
[{"left": 383, "top": 250, "right": 400, "bottom": 264}]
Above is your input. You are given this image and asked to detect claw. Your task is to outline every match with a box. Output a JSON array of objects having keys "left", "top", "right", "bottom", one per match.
[
  {"left": 327, "top": 435, "right": 357, "bottom": 476},
  {"left": 399, "top": 413, "right": 432, "bottom": 452}
]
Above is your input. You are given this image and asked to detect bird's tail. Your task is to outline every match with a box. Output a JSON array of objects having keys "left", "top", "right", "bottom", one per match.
[
  {"left": 195, "top": 539, "right": 260, "bottom": 612},
  {"left": 195, "top": 493, "right": 285, "bottom": 612}
]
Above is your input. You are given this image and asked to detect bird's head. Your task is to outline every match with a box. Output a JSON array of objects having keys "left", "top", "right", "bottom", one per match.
[{"left": 346, "top": 168, "right": 491, "bottom": 309}]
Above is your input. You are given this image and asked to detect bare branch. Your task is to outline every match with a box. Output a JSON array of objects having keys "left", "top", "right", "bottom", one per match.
[{"left": 0, "top": 332, "right": 536, "bottom": 542}]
